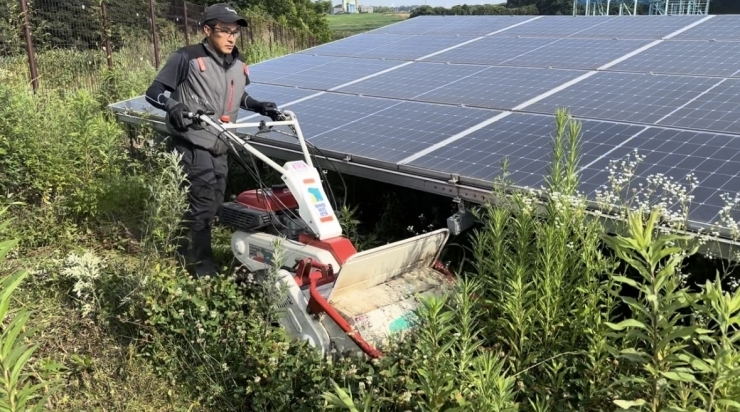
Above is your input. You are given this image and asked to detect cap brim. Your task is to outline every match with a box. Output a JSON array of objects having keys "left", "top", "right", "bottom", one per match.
[{"left": 218, "top": 15, "right": 248, "bottom": 27}]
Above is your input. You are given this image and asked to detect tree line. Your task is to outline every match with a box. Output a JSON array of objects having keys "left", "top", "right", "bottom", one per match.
[{"left": 0, "top": 0, "right": 332, "bottom": 57}]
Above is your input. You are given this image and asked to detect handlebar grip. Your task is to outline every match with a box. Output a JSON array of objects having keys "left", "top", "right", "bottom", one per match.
[{"left": 184, "top": 109, "right": 215, "bottom": 119}]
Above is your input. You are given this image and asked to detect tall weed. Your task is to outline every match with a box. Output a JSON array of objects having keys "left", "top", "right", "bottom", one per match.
[
  {"left": 0, "top": 203, "right": 59, "bottom": 411},
  {"left": 469, "top": 109, "right": 621, "bottom": 409}
]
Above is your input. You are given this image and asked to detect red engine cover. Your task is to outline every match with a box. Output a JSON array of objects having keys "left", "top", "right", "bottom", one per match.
[{"left": 236, "top": 186, "right": 298, "bottom": 212}]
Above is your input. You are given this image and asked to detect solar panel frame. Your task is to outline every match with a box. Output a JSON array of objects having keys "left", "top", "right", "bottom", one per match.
[{"left": 108, "top": 95, "right": 165, "bottom": 119}]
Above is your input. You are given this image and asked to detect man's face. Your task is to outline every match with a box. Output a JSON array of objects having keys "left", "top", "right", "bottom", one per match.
[{"left": 205, "top": 21, "right": 240, "bottom": 55}]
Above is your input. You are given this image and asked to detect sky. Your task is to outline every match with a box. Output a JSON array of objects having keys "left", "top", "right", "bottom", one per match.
[{"left": 368, "top": 0, "right": 508, "bottom": 7}]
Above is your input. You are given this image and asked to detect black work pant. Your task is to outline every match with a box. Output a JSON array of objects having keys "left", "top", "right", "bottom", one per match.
[{"left": 172, "top": 137, "right": 228, "bottom": 277}]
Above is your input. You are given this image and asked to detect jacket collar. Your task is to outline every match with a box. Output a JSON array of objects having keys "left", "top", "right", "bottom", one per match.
[{"left": 201, "top": 39, "right": 240, "bottom": 69}]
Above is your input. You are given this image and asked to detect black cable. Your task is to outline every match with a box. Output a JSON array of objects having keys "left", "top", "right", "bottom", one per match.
[{"left": 306, "top": 140, "right": 348, "bottom": 210}]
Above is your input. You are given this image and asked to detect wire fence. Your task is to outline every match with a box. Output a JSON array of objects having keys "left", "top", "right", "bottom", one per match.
[{"left": 1, "top": 0, "right": 319, "bottom": 93}]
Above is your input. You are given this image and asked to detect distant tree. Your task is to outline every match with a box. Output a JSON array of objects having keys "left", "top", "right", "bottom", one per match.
[{"left": 411, "top": 2, "right": 538, "bottom": 17}]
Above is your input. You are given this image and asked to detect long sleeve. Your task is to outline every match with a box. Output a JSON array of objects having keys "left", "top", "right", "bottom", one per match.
[
  {"left": 239, "top": 91, "right": 262, "bottom": 112},
  {"left": 145, "top": 50, "right": 190, "bottom": 111}
]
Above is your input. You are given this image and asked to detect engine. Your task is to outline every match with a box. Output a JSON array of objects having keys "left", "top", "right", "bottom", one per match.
[{"left": 218, "top": 184, "right": 304, "bottom": 239}]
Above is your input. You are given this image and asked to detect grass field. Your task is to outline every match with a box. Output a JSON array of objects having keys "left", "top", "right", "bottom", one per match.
[{"left": 327, "top": 12, "right": 409, "bottom": 38}]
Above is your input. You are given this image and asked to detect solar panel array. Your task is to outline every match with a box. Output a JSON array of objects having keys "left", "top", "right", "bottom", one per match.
[{"left": 108, "top": 14, "right": 740, "bottom": 235}]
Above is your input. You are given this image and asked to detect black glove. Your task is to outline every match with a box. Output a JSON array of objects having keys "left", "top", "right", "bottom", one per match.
[
  {"left": 258, "top": 101, "right": 282, "bottom": 121},
  {"left": 164, "top": 99, "right": 190, "bottom": 132}
]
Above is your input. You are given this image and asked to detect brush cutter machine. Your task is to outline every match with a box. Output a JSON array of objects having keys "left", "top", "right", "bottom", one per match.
[{"left": 184, "top": 109, "right": 456, "bottom": 359}]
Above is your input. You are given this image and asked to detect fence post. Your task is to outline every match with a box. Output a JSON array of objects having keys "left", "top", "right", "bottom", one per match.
[
  {"left": 19, "top": 0, "right": 39, "bottom": 92},
  {"left": 183, "top": 1, "right": 189, "bottom": 45},
  {"left": 149, "top": 0, "right": 160, "bottom": 68},
  {"left": 101, "top": 0, "right": 113, "bottom": 71}
]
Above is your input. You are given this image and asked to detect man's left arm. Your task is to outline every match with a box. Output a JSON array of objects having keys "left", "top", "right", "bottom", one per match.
[
  {"left": 239, "top": 91, "right": 280, "bottom": 120},
  {"left": 239, "top": 90, "right": 277, "bottom": 116},
  {"left": 237, "top": 62, "right": 280, "bottom": 119}
]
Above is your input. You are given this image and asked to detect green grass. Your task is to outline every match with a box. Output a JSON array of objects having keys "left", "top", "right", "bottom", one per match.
[{"left": 327, "top": 13, "right": 408, "bottom": 39}]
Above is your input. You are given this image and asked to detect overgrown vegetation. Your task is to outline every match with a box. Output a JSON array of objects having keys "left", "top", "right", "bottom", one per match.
[{"left": 2, "top": 10, "right": 740, "bottom": 412}]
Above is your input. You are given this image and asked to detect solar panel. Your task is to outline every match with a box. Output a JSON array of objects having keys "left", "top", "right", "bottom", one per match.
[
  {"left": 405, "top": 113, "right": 646, "bottom": 190},
  {"left": 109, "top": 95, "right": 165, "bottom": 118},
  {"left": 337, "top": 63, "right": 585, "bottom": 111},
  {"left": 247, "top": 54, "right": 342, "bottom": 84},
  {"left": 366, "top": 16, "right": 458, "bottom": 35},
  {"left": 414, "top": 15, "right": 537, "bottom": 36},
  {"left": 243, "top": 84, "right": 320, "bottom": 107},
  {"left": 250, "top": 55, "right": 401, "bottom": 90},
  {"left": 608, "top": 40, "right": 740, "bottom": 77},
  {"left": 574, "top": 15, "right": 706, "bottom": 39},
  {"left": 655, "top": 78, "right": 740, "bottom": 134},
  {"left": 426, "top": 36, "right": 654, "bottom": 70},
  {"left": 525, "top": 71, "right": 722, "bottom": 124},
  {"left": 297, "top": 33, "right": 416, "bottom": 58},
  {"left": 498, "top": 38, "right": 653, "bottom": 70},
  {"left": 490, "top": 15, "right": 615, "bottom": 39},
  {"left": 423, "top": 36, "right": 558, "bottom": 65},
  {"left": 275, "top": 94, "right": 498, "bottom": 164},
  {"left": 369, "top": 15, "right": 533, "bottom": 36},
  {"left": 671, "top": 15, "right": 740, "bottom": 41},
  {"left": 578, "top": 127, "right": 740, "bottom": 228},
  {"left": 350, "top": 35, "right": 479, "bottom": 61}
]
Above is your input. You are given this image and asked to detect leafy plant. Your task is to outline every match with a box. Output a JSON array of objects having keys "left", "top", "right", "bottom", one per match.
[
  {"left": 0, "top": 203, "right": 58, "bottom": 411},
  {"left": 689, "top": 275, "right": 740, "bottom": 410},
  {"left": 601, "top": 207, "right": 701, "bottom": 411}
]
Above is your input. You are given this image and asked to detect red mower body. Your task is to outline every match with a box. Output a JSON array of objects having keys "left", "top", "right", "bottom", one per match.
[{"left": 235, "top": 186, "right": 298, "bottom": 212}]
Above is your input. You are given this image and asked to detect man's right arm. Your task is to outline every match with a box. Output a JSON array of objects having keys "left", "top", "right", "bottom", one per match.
[{"left": 145, "top": 51, "right": 189, "bottom": 111}]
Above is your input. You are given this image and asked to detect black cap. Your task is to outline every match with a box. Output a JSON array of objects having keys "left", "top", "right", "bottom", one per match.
[{"left": 203, "top": 3, "right": 247, "bottom": 27}]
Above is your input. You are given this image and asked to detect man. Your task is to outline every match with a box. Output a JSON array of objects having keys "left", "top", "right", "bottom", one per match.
[{"left": 145, "top": 3, "right": 280, "bottom": 278}]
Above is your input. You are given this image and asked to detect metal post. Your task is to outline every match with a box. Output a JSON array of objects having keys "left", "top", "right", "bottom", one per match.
[
  {"left": 183, "top": 1, "right": 189, "bottom": 45},
  {"left": 19, "top": 0, "right": 39, "bottom": 92},
  {"left": 149, "top": 0, "right": 160, "bottom": 68},
  {"left": 101, "top": 1, "right": 113, "bottom": 70}
]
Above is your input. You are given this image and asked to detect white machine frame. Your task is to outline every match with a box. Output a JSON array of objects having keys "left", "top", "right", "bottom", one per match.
[{"left": 187, "top": 110, "right": 342, "bottom": 240}]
